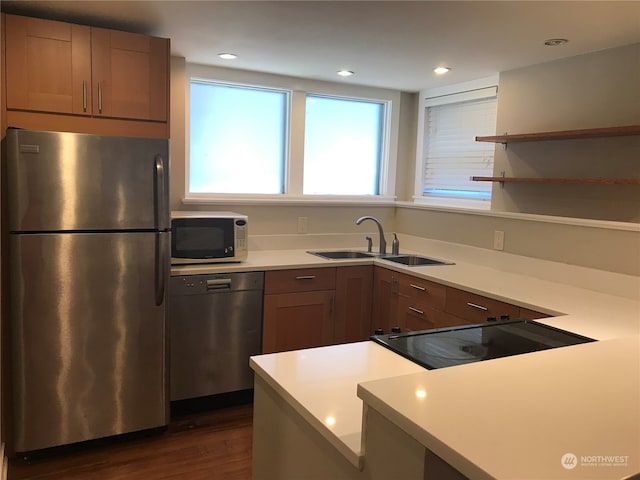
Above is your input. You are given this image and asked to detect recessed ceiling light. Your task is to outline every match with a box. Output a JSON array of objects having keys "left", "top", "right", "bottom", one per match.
[
  {"left": 433, "top": 66, "right": 451, "bottom": 74},
  {"left": 218, "top": 53, "right": 238, "bottom": 60},
  {"left": 337, "top": 70, "right": 354, "bottom": 77},
  {"left": 544, "top": 38, "right": 569, "bottom": 47}
]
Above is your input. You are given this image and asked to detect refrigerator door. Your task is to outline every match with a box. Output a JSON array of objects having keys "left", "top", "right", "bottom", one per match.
[
  {"left": 10, "top": 231, "right": 170, "bottom": 452},
  {"left": 6, "top": 129, "right": 169, "bottom": 232}
]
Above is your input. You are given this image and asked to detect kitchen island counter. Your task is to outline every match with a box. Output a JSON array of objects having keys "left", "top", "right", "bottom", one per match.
[{"left": 251, "top": 335, "right": 640, "bottom": 479}]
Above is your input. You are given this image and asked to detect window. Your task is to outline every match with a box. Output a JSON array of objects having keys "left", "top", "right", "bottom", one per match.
[
  {"left": 189, "top": 80, "right": 288, "bottom": 194},
  {"left": 420, "top": 86, "right": 498, "bottom": 202},
  {"left": 185, "top": 64, "right": 400, "bottom": 203},
  {"left": 303, "top": 95, "right": 386, "bottom": 195}
]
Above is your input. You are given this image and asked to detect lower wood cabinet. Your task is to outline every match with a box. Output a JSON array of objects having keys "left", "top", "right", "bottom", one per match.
[
  {"left": 264, "top": 265, "right": 551, "bottom": 353},
  {"left": 334, "top": 265, "right": 373, "bottom": 344},
  {"left": 262, "top": 290, "right": 335, "bottom": 354},
  {"left": 371, "top": 267, "right": 549, "bottom": 333},
  {"left": 262, "top": 266, "right": 373, "bottom": 353},
  {"left": 371, "top": 267, "right": 398, "bottom": 334}
]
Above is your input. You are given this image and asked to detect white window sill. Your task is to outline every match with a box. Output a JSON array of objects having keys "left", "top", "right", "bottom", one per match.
[
  {"left": 183, "top": 194, "right": 397, "bottom": 207},
  {"left": 411, "top": 195, "right": 491, "bottom": 210}
]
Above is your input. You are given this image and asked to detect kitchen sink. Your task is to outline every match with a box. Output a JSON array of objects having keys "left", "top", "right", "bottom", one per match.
[
  {"left": 381, "top": 254, "right": 454, "bottom": 266},
  {"left": 308, "top": 250, "right": 375, "bottom": 260}
]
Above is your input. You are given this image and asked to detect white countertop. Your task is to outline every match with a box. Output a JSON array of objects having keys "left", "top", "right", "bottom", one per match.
[
  {"left": 174, "top": 242, "right": 640, "bottom": 340},
  {"left": 357, "top": 336, "right": 640, "bottom": 479},
  {"left": 249, "top": 342, "right": 425, "bottom": 467},
  {"left": 185, "top": 238, "right": 639, "bottom": 477}
]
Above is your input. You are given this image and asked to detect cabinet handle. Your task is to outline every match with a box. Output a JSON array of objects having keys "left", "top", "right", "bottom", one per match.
[
  {"left": 295, "top": 275, "right": 316, "bottom": 280},
  {"left": 98, "top": 82, "right": 103, "bottom": 114},
  {"left": 330, "top": 295, "right": 335, "bottom": 314},
  {"left": 409, "top": 283, "right": 426, "bottom": 292},
  {"left": 409, "top": 307, "right": 424, "bottom": 315},
  {"left": 467, "top": 302, "right": 488, "bottom": 311},
  {"left": 82, "top": 80, "right": 87, "bottom": 112}
]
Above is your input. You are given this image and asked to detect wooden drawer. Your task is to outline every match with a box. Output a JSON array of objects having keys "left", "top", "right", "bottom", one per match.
[
  {"left": 519, "top": 307, "right": 550, "bottom": 320},
  {"left": 265, "top": 268, "right": 336, "bottom": 294},
  {"left": 397, "top": 273, "right": 446, "bottom": 310},
  {"left": 445, "top": 287, "right": 520, "bottom": 324},
  {"left": 398, "top": 297, "right": 451, "bottom": 332}
]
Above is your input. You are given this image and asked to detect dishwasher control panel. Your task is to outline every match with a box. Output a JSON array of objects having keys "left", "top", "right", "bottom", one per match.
[{"left": 170, "top": 271, "right": 264, "bottom": 295}]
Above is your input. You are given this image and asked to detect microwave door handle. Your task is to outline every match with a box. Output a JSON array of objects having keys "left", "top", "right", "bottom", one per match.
[{"left": 154, "top": 154, "right": 169, "bottom": 231}]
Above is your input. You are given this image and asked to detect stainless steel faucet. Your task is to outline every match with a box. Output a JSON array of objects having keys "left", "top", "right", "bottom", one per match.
[{"left": 356, "top": 216, "right": 386, "bottom": 254}]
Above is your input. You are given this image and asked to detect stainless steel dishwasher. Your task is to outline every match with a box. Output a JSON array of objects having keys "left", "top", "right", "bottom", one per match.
[{"left": 169, "top": 271, "right": 264, "bottom": 401}]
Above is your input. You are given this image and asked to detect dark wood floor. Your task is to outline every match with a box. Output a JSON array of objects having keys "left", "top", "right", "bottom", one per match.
[{"left": 8, "top": 403, "right": 253, "bottom": 480}]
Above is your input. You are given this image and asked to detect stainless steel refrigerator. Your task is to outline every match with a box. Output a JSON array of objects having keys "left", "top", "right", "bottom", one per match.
[{"left": 6, "top": 128, "right": 170, "bottom": 453}]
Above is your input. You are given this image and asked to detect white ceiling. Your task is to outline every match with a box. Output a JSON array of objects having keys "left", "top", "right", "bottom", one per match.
[{"left": 2, "top": 1, "right": 640, "bottom": 92}]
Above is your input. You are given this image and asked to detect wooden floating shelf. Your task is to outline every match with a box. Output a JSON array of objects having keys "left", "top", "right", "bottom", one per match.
[
  {"left": 471, "top": 177, "right": 640, "bottom": 186},
  {"left": 475, "top": 125, "right": 640, "bottom": 144}
]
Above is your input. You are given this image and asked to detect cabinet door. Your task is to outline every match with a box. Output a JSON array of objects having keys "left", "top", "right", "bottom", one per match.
[
  {"left": 2, "top": 14, "right": 6, "bottom": 138},
  {"left": 334, "top": 266, "right": 373, "bottom": 343},
  {"left": 371, "top": 267, "right": 399, "bottom": 335},
  {"left": 91, "top": 27, "right": 168, "bottom": 121},
  {"left": 5, "top": 14, "right": 91, "bottom": 115},
  {"left": 262, "top": 291, "right": 334, "bottom": 354}
]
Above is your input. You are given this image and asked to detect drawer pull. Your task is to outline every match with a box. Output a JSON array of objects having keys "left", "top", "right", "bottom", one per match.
[
  {"left": 467, "top": 302, "right": 488, "bottom": 311},
  {"left": 409, "top": 283, "right": 426, "bottom": 292},
  {"left": 295, "top": 275, "right": 316, "bottom": 280},
  {"left": 409, "top": 307, "right": 424, "bottom": 315}
]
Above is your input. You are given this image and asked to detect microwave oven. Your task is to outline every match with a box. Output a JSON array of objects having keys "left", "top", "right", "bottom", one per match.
[{"left": 171, "top": 211, "right": 248, "bottom": 264}]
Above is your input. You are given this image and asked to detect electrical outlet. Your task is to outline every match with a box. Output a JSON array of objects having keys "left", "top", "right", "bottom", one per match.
[
  {"left": 297, "top": 217, "right": 308, "bottom": 234},
  {"left": 493, "top": 230, "right": 505, "bottom": 251}
]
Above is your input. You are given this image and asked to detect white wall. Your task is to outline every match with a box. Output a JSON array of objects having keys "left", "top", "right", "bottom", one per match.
[
  {"left": 396, "top": 44, "right": 640, "bottom": 276},
  {"left": 491, "top": 43, "right": 640, "bottom": 221},
  {"left": 170, "top": 48, "right": 640, "bottom": 276}
]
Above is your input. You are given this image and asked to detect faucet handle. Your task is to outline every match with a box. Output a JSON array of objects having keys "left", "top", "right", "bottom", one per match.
[
  {"left": 392, "top": 233, "right": 399, "bottom": 255},
  {"left": 365, "top": 236, "right": 373, "bottom": 253}
]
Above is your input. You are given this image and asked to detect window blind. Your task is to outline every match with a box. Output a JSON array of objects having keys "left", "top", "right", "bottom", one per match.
[{"left": 422, "top": 94, "right": 497, "bottom": 199}]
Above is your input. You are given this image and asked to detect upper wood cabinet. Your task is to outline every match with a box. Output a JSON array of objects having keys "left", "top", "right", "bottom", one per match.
[
  {"left": 90, "top": 27, "right": 168, "bottom": 122},
  {"left": 1, "top": 13, "right": 7, "bottom": 139},
  {"left": 5, "top": 14, "right": 168, "bottom": 123},
  {"left": 5, "top": 15, "right": 91, "bottom": 115}
]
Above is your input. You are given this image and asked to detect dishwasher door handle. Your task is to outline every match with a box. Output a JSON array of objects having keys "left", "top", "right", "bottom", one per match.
[{"left": 206, "top": 278, "right": 232, "bottom": 291}]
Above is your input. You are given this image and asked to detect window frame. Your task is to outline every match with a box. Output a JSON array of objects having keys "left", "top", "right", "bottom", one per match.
[
  {"left": 188, "top": 78, "right": 291, "bottom": 196},
  {"left": 302, "top": 92, "right": 391, "bottom": 197},
  {"left": 414, "top": 75, "right": 500, "bottom": 210},
  {"left": 183, "top": 63, "right": 400, "bottom": 205}
]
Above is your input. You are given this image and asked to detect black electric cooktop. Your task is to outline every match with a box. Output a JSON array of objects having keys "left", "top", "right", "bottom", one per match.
[{"left": 371, "top": 319, "right": 595, "bottom": 370}]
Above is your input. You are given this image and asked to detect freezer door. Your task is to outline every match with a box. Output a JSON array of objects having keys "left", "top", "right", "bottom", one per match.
[
  {"left": 6, "top": 129, "right": 169, "bottom": 232},
  {"left": 10, "top": 232, "right": 169, "bottom": 452}
]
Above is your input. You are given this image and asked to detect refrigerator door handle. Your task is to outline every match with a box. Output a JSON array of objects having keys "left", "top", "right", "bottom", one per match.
[
  {"left": 154, "top": 154, "right": 169, "bottom": 231},
  {"left": 155, "top": 233, "right": 168, "bottom": 306}
]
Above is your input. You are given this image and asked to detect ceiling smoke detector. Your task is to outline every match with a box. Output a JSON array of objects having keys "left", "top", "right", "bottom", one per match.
[{"left": 544, "top": 38, "right": 569, "bottom": 47}]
